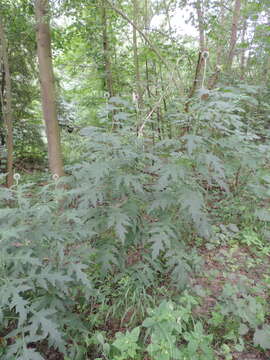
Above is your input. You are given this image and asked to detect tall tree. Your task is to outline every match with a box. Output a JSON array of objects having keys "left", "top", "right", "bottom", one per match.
[
  {"left": 207, "top": 0, "right": 225, "bottom": 89},
  {"left": 240, "top": 16, "right": 247, "bottom": 80},
  {"left": 132, "top": 0, "right": 143, "bottom": 113},
  {"left": 101, "top": 0, "right": 114, "bottom": 98},
  {"left": 35, "top": 0, "right": 64, "bottom": 176},
  {"left": 192, "top": 0, "right": 207, "bottom": 90},
  {"left": 196, "top": 0, "right": 205, "bottom": 53},
  {"left": 0, "top": 20, "right": 13, "bottom": 187},
  {"left": 227, "top": 0, "right": 242, "bottom": 70},
  {"left": 215, "top": 0, "right": 226, "bottom": 68},
  {"left": 185, "top": 0, "right": 208, "bottom": 112}
]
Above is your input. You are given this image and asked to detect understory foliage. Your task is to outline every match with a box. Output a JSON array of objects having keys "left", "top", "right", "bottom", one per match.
[{"left": 1, "top": 86, "right": 270, "bottom": 359}]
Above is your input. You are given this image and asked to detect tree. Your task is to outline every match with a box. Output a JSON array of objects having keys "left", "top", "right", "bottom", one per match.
[
  {"left": 0, "top": 19, "right": 13, "bottom": 187},
  {"left": 101, "top": 0, "right": 114, "bottom": 98},
  {"left": 227, "top": 0, "right": 242, "bottom": 70},
  {"left": 194, "top": 0, "right": 207, "bottom": 90},
  {"left": 239, "top": 16, "right": 247, "bottom": 80},
  {"left": 132, "top": 0, "right": 143, "bottom": 110},
  {"left": 35, "top": 0, "right": 64, "bottom": 176}
]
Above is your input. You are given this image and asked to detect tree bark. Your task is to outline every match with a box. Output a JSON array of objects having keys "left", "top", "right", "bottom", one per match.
[
  {"left": 35, "top": 0, "right": 64, "bottom": 177},
  {"left": 216, "top": 1, "right": 225, "bottom": 68},
  {"left": 206, "top": 2, "right": 225, "bottom": 90},
  {"left": 101, "top": 0, "right": 113, "bottom": 98},
  {"left": 227, "top": 0, "right": 241, "bottom": 70},
  {"left": 133, "top": 0, "right": 143, "bottom": 109},
  {"left": 163, "top": 0, "right": 173, "bottom": 38},
  {"left": 240, "top": 18, "right": 247, "bottom": 80},
  {"left": 0, "top": 20, "right": 13, "bottom": 187},
  {"left": 196, "top": 0, "right": 205, "bottom": 53},
  {"left": 194, "top": 0, "right": 207, "bottom": 89}
]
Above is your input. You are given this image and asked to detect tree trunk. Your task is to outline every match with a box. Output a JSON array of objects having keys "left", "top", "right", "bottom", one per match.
[
  {"left": 240, "top": 18, "right": 247, "bottom": 80},
  {"left": 185, "top": 51, "right": 207, "bottom": 112},
  {"left": 196, "top": 0, "right": 205, "bottom": 53},
  {"left": 227, "top": 0, "right": 241, "bottom": 70},
  {"left": 206, "top": 0, "right": 225, "bottom": 89},
  {"left": 0, "top": 20, "right": 13, "bottom": 187},
  {"left": 163, "top": 0, "right": 173, "bottom": 38},
  {"left": 194, "top": 0, "right": 207, "bottom": 89},
  {"left": 35, "top": 0, "right": 64, "bottom": 177},
  {"left": 133, "top": 0, "right": 143, "bottom": 109},
  {"left": 144, "top": 0, "right": 152, "bottom": 101},
  {"left": 101, "top": 0, "right": 113, "bottom": 98},
  {"left": 216, "top": 1, "right": 225, "bottom": 68}
]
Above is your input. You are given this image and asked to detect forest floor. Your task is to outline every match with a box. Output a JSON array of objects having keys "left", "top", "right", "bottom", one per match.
[
  {"left": 26, "top": 228, "right": 270, "bottom": 360},
  {"left": 2, "top": 160, "right": 270, "bottom": 360},
  {"left": 194, "top": 244, "right": 270, "bottom": 359}
]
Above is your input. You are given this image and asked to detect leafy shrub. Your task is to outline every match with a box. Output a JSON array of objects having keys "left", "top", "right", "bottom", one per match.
[
  {"left": 0, "top": 124, "right": 217, "bottom": 358},
  {"left": 2, "top": 85, "right": 270, "bottom": 358},
  {"left": 0, "top": 183, "right": 93, "bottom": 359}
]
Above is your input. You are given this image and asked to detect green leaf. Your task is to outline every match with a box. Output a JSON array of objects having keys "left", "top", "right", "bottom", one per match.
[
  {"left": 254, "top": 325, "right": 270, "bottom": 349},
  {"left": 30, "top": 309, "right": 64, "bottom": 351},
  {"left": 114, "top": 112, "right": 129, "bottom": 121},
  {"left": 238, "top": 323, "right": 249, "bottom": 335},
  {"left": 183, "top": 135, "right": 203, "bottom": 156},
  {"left": 108, "top": 208, "right": 130, "bottom": 243},
  {"left": 10, "top": 293, "right": 28, "bottom": 326},
  {"left": 255, "top": 209, "right": 270, "bottom": 221},
  {"left": 181, "top": 190, "right": 210, "bottom": 237},
  {"left": 19, "top": 348, "right": 45, "bottom": 360}
]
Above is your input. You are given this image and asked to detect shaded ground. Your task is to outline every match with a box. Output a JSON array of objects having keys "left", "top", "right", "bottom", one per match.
[{"left": 191, "top": 244, "right": 270, "bottom": 360}]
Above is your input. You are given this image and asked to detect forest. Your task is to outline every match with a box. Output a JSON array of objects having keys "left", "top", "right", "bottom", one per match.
[{"left": 0, "top": 0, "right": 270, "bottom": 359}]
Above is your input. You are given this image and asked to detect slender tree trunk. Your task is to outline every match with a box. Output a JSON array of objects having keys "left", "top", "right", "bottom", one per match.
[
  {"left": 159, "top": 62, "right": 171, "bottom": 138},
  {"left": 261, "top": 13, "right": 270, "bottom": 84},
  {"left": 227, "top": 0, "right": 241, "bottom": 70},
  {"left": 185, "top": 0, "right": 208, "bottom": 112},
  {"left": 163, "top": 0, "right": 173, "bottom": 38},
  {"left": 240, "top": 18, "right": 247, "bottom": 80},
  {"left": 196, "top": 0, "right": 205, "bottom": 53},
  {"left": 145, "top": 58, "right": 152, "bottom": 98},
  {"left": 143, "top": 0, "right": 154, "bottom": 138},
  {"left": 216, "top": 1, "right": 225, "bottom": 68},
  {"left": 153, "top": 62, "right": 162, "bottom": 140},
  {"left": 185, "top": 51, "right": 207, "bottom": 112},
  {"left": 206, "top": 1, "right": 225, "bottom": 89},
  {"left": 35, "top": 0, "right": 64, "bottom": 177},
  {"left": 133, "top": 0, "right": 143, "bottom": 109},
  {"left": 132, "top": 0, "right": 143, "bottom": 134},
  {"left": 101, "top": 0, "right": 113, "bottom": 97},
  {"left": 0, "top": 20, "right": 13, "bottom": 187},
  {"left": 194, "top": 0, "right": 207, "bottom": 89},
  {"left": 0, "top": 64, "right": 5, "bottom": 151},
  {"left": 144, "top": 0, "right": 152, "bottom": 101},
  {"left": 245, "top": 19, "right": 257, "bottom": 76}
]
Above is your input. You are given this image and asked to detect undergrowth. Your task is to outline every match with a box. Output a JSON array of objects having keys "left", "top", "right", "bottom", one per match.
[{"left": 1, "top": 85, "right": 270, "bottom": 359}]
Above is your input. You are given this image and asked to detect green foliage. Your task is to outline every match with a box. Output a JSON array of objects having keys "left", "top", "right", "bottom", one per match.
[
  {"left": 106, "top": 293, "right": 214, "bottom": 360},
  {"left": 1, "top": 124, "right": 212, "bottom": 357},
  {"left": 0, "top": 183, "right": 93, "bottom": 359},
  {"left": 112, "top": 327, "right": 140, "bottom": 360},
  {"left": 208, "top": 279, "right": 270, "bottom": 352},
  {"left": 3, "top": 81, "right": 270, "bottom": 357},
  {"left": 240, "top": 229, "right": 270, "bottom": 256},
  {"left": 141, "top": 296, "right": 214, "bottom": 360},
  {"left": 2, "top": 0, "right": 270, "bottom": 357},
  {"left": 0, "top": 1, "right": 45, "bottom": 169}
]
